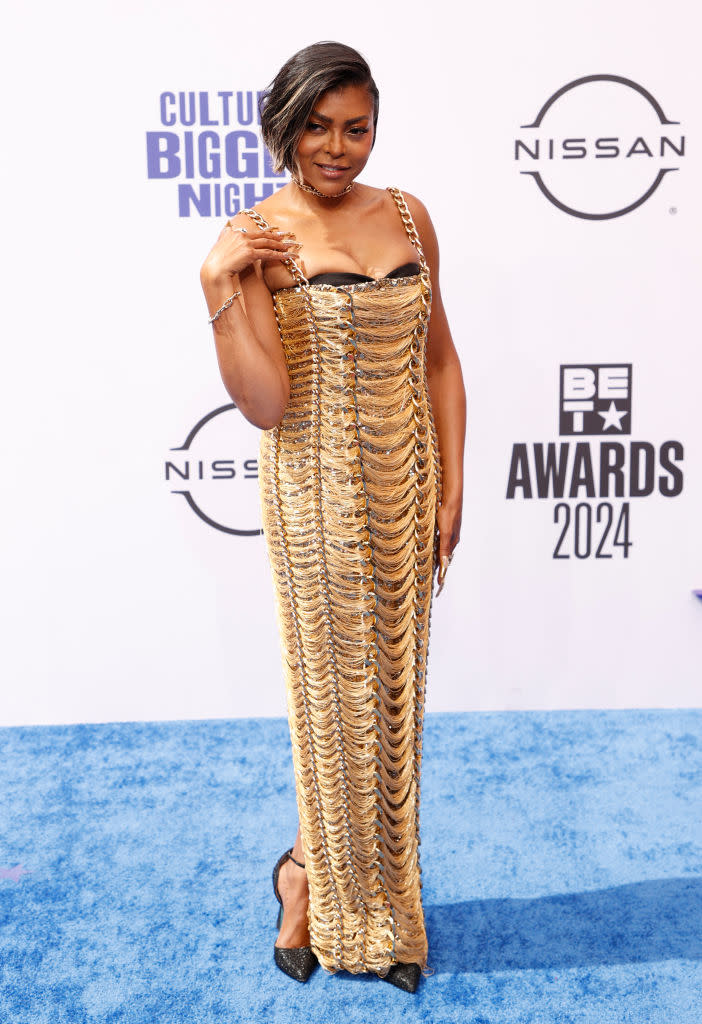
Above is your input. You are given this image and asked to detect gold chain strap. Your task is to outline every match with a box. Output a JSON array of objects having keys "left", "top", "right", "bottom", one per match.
[
  {"left": 386, "top": 187, "right": 430, "bottom": 276},
  {"left": 240, "top": 207, "right": 308, "bottom": 286}
]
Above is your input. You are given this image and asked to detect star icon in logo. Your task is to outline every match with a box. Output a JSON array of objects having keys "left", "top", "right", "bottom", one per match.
[
  {"left": 0, "top": 865, "right": 32, "bottom": 882},
  {"left": 598, "top": 401, "right": 627, "bottom": 431}
]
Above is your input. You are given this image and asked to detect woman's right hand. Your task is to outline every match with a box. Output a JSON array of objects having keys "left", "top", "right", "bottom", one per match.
[
  {"left": 199, "top": 217, "right": 295, "bottom": 429},
  {"left": 200, "top": 220, "right": 299, "bottom": 285}
]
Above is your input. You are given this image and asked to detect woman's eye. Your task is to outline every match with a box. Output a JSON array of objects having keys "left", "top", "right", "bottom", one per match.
[
  {"left": 349, "top": 127, "right": 369, "bottom": 136},
  {"left": 307, "top": 122, "right": 325, "bottom": 132}
]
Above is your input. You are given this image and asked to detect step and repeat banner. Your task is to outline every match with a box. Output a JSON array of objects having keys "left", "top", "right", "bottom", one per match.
[{"left": 2, "top": 0, "right": 700, "bottom": 725}]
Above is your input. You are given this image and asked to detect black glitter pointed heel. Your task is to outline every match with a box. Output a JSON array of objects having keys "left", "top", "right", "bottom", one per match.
[
  {"left": 381, "top": 962, "right": 422, "bottom": 993},
  {"left": 272, "top": 848, "right": 318, "bottom": 983}
]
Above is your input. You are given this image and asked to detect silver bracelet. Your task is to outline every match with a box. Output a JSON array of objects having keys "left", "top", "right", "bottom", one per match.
[{"left": 208, "top": 290, "right": 241, "bottom": 323}]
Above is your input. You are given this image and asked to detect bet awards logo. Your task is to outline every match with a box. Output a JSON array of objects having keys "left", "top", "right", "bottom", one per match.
[
  {"left": 165, "top": 404, "right": 262, "bottom": 536},
  {"left": 506, "top": 365, "right": 684, "bottom": 559},
  {"left": 516, "top": 75, "right": 685, "bottom": 219},
  {"left": 559, "top": 365, "right": 631, "bottom": 435}
]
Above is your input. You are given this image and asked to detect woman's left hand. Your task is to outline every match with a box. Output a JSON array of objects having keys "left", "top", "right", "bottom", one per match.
[{"left": 436, "top": 497, "right": 462, "bottom": 594}]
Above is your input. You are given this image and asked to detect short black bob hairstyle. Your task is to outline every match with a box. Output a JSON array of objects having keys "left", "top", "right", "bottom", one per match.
[{"left": 260, "top": 41, "right": 379, "bottom": 175}]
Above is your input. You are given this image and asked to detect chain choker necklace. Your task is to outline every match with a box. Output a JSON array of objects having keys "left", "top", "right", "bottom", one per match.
[{"left": 292, "top": 176, "right": 356, "bottom": 199}]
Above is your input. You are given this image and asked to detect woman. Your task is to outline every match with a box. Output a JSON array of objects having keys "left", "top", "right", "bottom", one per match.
[{"left": 200, "top": 41, "right": 466, "bottom": 992}]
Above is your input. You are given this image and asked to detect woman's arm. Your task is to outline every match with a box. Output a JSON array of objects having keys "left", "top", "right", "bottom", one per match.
[
  {"left": 405, "top": 194, "right": 467, "bottom": 564},
  {"left": 200, "top": 214, "right": 296, "bottom": 429}
]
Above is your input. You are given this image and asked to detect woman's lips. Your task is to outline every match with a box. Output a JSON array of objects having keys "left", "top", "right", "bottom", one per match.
[{"left": 315, "top": 163, "right": 350, "bottom": 179}]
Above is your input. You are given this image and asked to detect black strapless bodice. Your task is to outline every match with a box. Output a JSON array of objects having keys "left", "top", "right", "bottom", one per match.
[{"left": 307, "top": 261, "right": 421, "bottom": 286}]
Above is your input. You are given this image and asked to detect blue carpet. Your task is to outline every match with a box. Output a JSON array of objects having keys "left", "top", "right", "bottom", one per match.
[{"left": 1, "top": 710, "right": 700, "bottom": 1023}]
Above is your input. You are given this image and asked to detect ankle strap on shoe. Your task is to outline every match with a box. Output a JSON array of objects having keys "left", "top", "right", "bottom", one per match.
[{"left": 287, "top": 850, "right": 305, "bottom": 869}]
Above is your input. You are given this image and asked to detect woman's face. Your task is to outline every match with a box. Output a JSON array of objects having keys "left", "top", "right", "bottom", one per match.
[{"left": 294, "top": 83, "right": 375, "bottom": 195}]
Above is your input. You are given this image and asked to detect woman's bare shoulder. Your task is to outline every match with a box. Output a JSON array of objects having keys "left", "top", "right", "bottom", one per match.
[
  {"left": 392, "top": 190, "right": 440, "bottom": 261},
  {"left": 253, "top": 185, "right": 296, "bottom": 219},
  {"left": 360, "top": 183, "right": 394, "bottom": 200},
  {"left": 394, "top": 189, "right": 432, "bottom": 227}
]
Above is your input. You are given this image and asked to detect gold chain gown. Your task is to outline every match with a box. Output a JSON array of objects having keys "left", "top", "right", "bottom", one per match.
[{"left": 245, "top": 187, "right": 441, "bottom": 976}]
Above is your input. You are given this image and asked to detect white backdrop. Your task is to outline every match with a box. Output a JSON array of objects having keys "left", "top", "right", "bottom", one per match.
[{"left": 2, "top": 0, "right": 700, "bottom": 726}]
